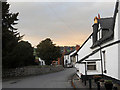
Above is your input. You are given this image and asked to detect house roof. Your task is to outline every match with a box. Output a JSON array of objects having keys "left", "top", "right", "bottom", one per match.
[
  {"left": 99, "top": 17, "right": 113, "bottom": 29},
  {"left": 70, "top": 50, "right": 77, "bottom": 57},
  {"left": 70, "top": 51, "right": 77, "bottom": 57}
]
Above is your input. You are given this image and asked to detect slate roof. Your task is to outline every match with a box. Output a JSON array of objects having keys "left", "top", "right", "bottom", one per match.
[{"left": 99, "top": 17, "right": 113, "bottom": 29}]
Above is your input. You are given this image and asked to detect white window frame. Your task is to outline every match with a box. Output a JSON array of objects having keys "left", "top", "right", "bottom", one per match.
[{"left": 87, "top": 62, "right": 96, "bottom": 71}]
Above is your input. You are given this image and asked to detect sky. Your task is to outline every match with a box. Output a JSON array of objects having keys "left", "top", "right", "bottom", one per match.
[{"left": 8, "top": 1, "right": 115, "bottom": 47}]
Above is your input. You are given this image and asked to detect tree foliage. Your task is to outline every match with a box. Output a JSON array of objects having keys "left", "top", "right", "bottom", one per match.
[
  {"left": 2, "top": 2, "right": 21, "bottom": 57},
  {"left": 36, "top": 38, "right": 61, "bottom": 65},
  {"left": 2, "top": 2, "right": 35, "bottom": 68},
  {"left": 9, "top": 41, "right": 35, "bottom": 68}
]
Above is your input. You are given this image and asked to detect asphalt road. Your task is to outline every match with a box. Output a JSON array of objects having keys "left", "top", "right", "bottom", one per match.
[{"left": 2, "top": 68, "right": 76, "bottom": 88}]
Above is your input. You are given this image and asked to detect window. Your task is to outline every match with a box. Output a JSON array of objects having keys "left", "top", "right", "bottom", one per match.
[{"left": 87, "top": 62, "right": 96, "bottom": 70}]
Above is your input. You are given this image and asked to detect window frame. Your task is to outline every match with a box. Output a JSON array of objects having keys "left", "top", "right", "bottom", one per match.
[{"left": 87, "top": 62, "right": 96, "bottom": 71}]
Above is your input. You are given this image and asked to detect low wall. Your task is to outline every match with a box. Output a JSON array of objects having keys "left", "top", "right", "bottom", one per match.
[{"left": 2, "top": 65, "right": 64, "bottom": 78}]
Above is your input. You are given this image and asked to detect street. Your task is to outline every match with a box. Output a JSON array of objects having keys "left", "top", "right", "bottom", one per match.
[{"left": 2, "top": 68, "right": 76, "bottom": 88}]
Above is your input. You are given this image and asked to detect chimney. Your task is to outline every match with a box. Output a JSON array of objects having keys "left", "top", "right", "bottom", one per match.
[
  {"left": 76, "top": 45, "right": 80, "bottom": 51},
  {"left": 70, "top": 47, "right": 73, "bottom": 51},
  {"left": 92, "top": 16, "right": 99, "bottom": 44}
]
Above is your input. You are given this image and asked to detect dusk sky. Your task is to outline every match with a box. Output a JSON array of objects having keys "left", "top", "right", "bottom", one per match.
[{"left": 8, "top": 1, "right": 115, "bottom": 47}]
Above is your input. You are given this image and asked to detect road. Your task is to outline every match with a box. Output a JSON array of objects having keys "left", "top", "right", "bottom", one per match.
[{"left": 2, "top": 68, "right": 76, "bottom": 88}]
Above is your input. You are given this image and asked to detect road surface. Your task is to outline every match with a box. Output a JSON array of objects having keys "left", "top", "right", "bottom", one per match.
[{"left": 3, "top": 68, "right": 76, "bottom": 88}]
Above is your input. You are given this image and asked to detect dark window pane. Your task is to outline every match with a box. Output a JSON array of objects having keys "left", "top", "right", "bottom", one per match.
[{"left": 87, "top": 65, "right": 96, "bottom": 70}]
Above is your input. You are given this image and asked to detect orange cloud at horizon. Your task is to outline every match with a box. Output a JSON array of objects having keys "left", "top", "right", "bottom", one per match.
[{"left": 22, "top": 32, "right": 91, "bottom": 47}]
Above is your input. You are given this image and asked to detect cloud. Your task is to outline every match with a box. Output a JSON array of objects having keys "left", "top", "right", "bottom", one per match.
[{"left": 9, "top": 2, "right": 115, "bottom": 46}]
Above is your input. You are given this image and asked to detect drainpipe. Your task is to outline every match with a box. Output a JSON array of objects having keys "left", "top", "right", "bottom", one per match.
[
  {"left": 98, "top": 30, "right": 103, "bottom": 76},
  {"left": 85, "top": 62, "right": 87, "bottom": 85},
  {"left": 85, "top": 62, "right": 87, "bottom": 76},
  {"left": 99, "top": 45, "right": 103, "bottom": 76}
]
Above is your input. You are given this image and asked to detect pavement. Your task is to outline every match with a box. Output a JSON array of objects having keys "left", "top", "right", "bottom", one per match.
[
  {"left": 71, "top": 74, "right": 98, "bottom": 89},
  {"left": 71, "top": 74, "right": 120, "bottom": 90},
  {"left": 2, "top": 68, "right": 76, "bottom": 88}
]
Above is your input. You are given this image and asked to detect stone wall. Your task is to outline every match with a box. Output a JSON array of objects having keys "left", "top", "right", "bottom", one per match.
[{"left": 2, "top": 65, "right": 64, "bottom": 78}]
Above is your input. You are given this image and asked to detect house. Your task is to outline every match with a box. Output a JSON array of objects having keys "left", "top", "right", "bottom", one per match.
[
  {"left": 70, "top": 45, "right": 80, "bottom": 67},
  {"left": 64, "top": 45, "right": 80, "bottom": 67},
  {"left": 75, "top": 0, "right": 120, "bottom": 83},
  {"left": 64, "top": 50, "right": 75, "bottom": 67},
  {"left": 39, "top": 58, "right": 45, "bottom": 65},
  {"left": 56, "top": 46, "right": 75, "bottom": 66}
]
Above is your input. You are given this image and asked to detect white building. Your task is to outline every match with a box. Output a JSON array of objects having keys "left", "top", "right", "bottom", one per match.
[
  {"left": 39, "top": 58, "right": 45, "bottom": 65},
  {"left": 64, "top": 50, "right": 77, "bottom": 67},
  {"left": 75, "top": 1, "right": 120, "bottom": 82}
]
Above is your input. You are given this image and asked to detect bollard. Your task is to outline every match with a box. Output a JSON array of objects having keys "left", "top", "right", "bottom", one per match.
[
  {"left": 113, "top": 86, "right": 118, "bottom": 90},
  {"left": 84, "top": 80, "right": 86, "bottom": 86},
  {"left": 89, "top": 79, "right": 92, "bottom": 89},
  {"left": 81, "top": 75, "right": 83, "bottom": 83},
  {"left": 97, "top": 81, "right": 100, "bottom": 90}
]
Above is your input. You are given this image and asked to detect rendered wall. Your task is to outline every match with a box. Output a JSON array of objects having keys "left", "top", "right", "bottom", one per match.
[
  {"left": 118, "top": 2, "right": 120, "bottom": 80},
  {"left": 102, "top": 44, "right": 118, "bottom": 79},
  {"left": 77, "top": 37, "right": 93, "bottom": 61},
  {"left": 75, "top": 63, "right": 85, "bottom": 77},
  {"left": 101, "top": 9, "right": 119, "bottom": 80}
]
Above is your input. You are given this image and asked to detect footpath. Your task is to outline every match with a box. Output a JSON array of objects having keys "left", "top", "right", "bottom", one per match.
[
  {"left": 71, "top": 74, "right": 120, "bottom": 90},
  {"left": 71, "top": 74, "right": 98, "bottom": 89}
]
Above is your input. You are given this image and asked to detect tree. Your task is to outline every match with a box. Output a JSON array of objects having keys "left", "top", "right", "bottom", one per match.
[
  {"left": 36, "top": 38, "right": 61, "bottom": 65},
  {"left": 10, "top": 41, "right": 35, "bottom": 68},
  {"left": 2, "top": 2, "right": 35, "bottom": 68},
  {"left": 2, "top": 2, "right": 21, "bottom": 53},
  {"left": 3, "top": 41, "right": 35, "bottom": 68},
  {"left": 2, "top": 2, "right": 22, "bottom": 68}
]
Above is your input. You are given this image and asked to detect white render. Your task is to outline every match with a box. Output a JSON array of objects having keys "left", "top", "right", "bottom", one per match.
[
  {"left": 64, "top": 55, "right": 69, "bottom": 66},
  {"left": 39, "top": 58, "right": 45, "bottom": 65},
  {"left": 75, "top": 1, "right": 120, "bottom": 81},
  {"left": 64, "top": 50, "right": 77, "bottom": 66}
]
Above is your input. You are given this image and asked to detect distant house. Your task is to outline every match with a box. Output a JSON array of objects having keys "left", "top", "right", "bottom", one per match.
[
  {"left": 64, "top": 50, "right": 75, "bottom": 67},
  {"left": 75, "top": 1, "right": 120, "bottom": 83},
  {"left": 69, "top": 45, "right": 80, "bottom": 67},
  {"left": 39, "top": 58, "right": 45, "bottom": 65},
  {"left": 64, "top": 45, "right": 80, "bottom": 67}
]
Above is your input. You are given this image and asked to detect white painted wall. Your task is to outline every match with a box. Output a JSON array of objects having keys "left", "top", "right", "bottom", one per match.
[
  {"left": 100, "top": 9, "right": 119, "bottom": 80},
  {"left": 75, "top": 63, "right": 85, "bottom": 78},
  {"left": 118, "top": 1, "right": 120, "bottom": 80},
  {"left": 118, "top": 43, "right": 120, "bottom": 80},
  {"left": 77, "top": 36, "right": 93, "bottom": 61},
  {"left": 39, "top": 58, "right": 45, "bottom": 65},
  {"left": 64, "top": 50, "right": 76, "bottom": 66},
  {"left": 64, "top": 55, "right": 69, "bottom": 66},
  {"left": 102, "top": 44, "right": 119, "bottom": 80}
]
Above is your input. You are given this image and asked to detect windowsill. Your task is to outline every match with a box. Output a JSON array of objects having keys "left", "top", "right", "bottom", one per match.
[{"left": 87, "top": 70, "right": 98, "bottom": 72}]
